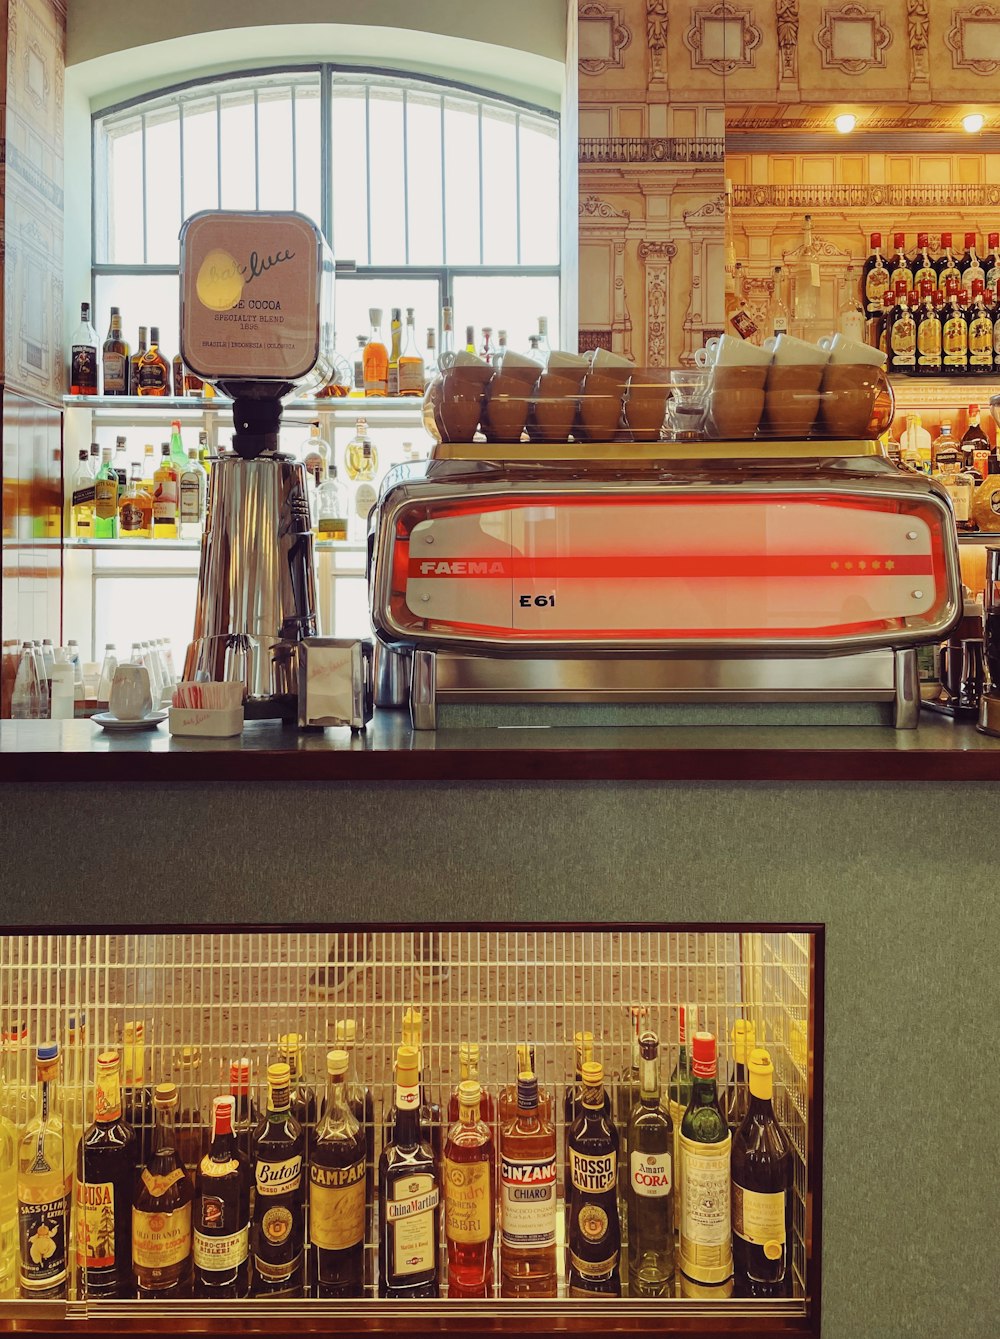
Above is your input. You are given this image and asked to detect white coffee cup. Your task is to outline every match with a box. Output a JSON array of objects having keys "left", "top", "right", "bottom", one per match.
[
  {"left": 712, "top": 334, "right": 773, "bottom": 367},
  {"left": 763, "top": 333, "right": 831, "bottom": 366},
  {"left": 818, "top": 332, "right": 887, "bottom": 367},
  {"left": 109, "top": 663, "right": 153, "bottom": 721}
]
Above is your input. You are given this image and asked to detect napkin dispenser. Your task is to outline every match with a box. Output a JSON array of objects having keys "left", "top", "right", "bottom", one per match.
[{"left": 297, "top": 638, "right": 374, "bottom": 731}]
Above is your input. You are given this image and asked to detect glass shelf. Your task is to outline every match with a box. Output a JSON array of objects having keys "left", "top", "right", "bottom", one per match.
[
  {"left": 62, "top": 537, "right": 365, "bottom": 553},
  {"left": 63, "top": 395, "right": 426, "bottom": 415}
]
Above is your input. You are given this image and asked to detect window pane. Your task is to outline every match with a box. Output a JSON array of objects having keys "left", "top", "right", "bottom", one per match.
[
  {"left": 406, "top": 92, "right": 443, "bottom": 265},
  {"left": 107, "top": 121, "right": 144, "bottom": 264},
  {"left": 95, "top": 575, "right": 197, "bottom": 667},
  {"left": 257, "top": 88, "right": 294, "bottom": 211},
  {"left": 95, "top": 273, "right": 181, "bottom": 370},
  {"left": 367, "top": 88, "right": 406, "bottom": 264},
  {"left": 443, "top": 96, "right": 481, "bottom": 265},
  {"left": 219, "top": 91, "right": 257, "bottom": 211},
  {"left": 330, "top": 88, "right": 368, "bottom": 264},
  {"left": 452, "top": 274, "right": 560, "bottom": 358},
  {"left": 482, "top": 106, "right": 518, "bottom": 265},
  {"left": 181, "top": 98, "right": 219, "bottom": 219},
  {"left": 144, "top": 108, "right": 182, "bottom": 263},
  {"left": 334, "top": 276, "right": 441, "bottom": 364},
  {"left": 294, "top": 85, "right": 322, "bottom": 231},
  {"left": 519, "top": 118, "right": 560, "bottom": 265}
]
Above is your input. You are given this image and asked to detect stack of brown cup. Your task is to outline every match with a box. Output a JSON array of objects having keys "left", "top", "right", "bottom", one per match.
[
  {"left": 577, "top": 348, "right": 633, "bottom": 441},
  {"left": 701, "top": 334, "right": 772, "bottom": 439},
  {"left": 528, "top": 351, "right": 590, "bottom": 443},
  {"left": 429, "top": 354, "right": 492, "bottom": 442},
  {"left": 624, "top": 368, "right": 671, "bottom": 442},
  {"left": 482, "top": 351, "right": 543, "bottom": 442}
]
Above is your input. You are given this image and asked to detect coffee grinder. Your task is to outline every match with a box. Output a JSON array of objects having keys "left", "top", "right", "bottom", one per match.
[
  {"left": 178, "top": 210, "right": 334, "bottom": 717},
  {"left": 977, "top": 546, "right": 1000, "bottom": 735}
]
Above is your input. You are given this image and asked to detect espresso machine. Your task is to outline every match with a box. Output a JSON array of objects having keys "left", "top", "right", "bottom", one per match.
[{"left": 178, "top": 210, "right": 332, "bottom": 718}]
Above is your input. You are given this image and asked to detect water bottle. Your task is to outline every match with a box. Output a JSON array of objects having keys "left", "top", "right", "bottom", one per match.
[
  {"left": 29, "top": 643, "right": 49, "bottom": 718},
  {"left": 65, "top": 639, "right": 84, "bottom": 695},
  {"left": 40, "top": 639, "right": 56, "bottom": 679},
  {"left": 11, "top": 643, "right": 40, "bottom": 719},
  {"left": 97, "top": 643, "right": 118, "bottom": 706}
]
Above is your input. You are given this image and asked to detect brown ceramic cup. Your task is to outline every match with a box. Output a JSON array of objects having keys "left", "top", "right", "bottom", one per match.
[
  {"left": 576, "top": 372, "right": 626, "bottom": 441},
  {"left": 483, "top": 370, "right": 537, "bottom": 442},
  {"left": 762, "top": 363, "right": 825, "bottom": 438},
  {"left": 528, "top": 372, "right": 579, "bottom": 442},
  {"left": 706, "top": 364, "right": 768, "bottom": 439},
  {"left": 819, "top": 362, "right": 879, "bottom": 439},
  {"left": 624, "top": 370, "right": 671, "bottom": 442},
  {"left": 436, "top": 364, "right": 492, "bottom": 441}
]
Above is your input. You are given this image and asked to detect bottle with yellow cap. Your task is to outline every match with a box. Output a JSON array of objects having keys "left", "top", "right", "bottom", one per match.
[
  {"left": 731, "top": 1047, "right": 793, "bottom": 1294},
  {"left": 249, "top": 1062, "right": 304, "bottom": 1296},
  {"left": 447, "top": 1043, "right": 496, "bottom": 1126},
  {"left": 276, "top": 1034, "right": 316, "bottom": 1161},
  {"left": 310, "top": 1050, "right": 365, "bottom": 1298},
  {"left": 498, "top": 1043, "right": 552, "bottom": 1125},
  {"left": 567, "top": 1059, "right": 621, "bottom": 1296},
  {"left": 443, "top": 1079, "right": 495, "bottom": 1294},
  {"left": 77, "top": 1050, "right": 136, "bottom": 1299},
  {"left": 378, "top": 1044, "right": 440, "bottom": 1298},
  {"left": 131, "top": 1082, "right": 193, "bottom": 1298},
  {"left": 174, "top": 1045, "right": 207, "bottom": 1168},
  {"left": 332, "top": 1020, "right": 374, "bottom": 1241},
  {"left": 122, "top": 1022, "right": 154, "bottom": 1167},
  {"left": 721, "top": 1019, "right": 756, "bottom": 1133},
  {"left": 399, "top": 1008, "right": 442, "bottom": 1172},
  {"left": 563, "top": 1031, "right": 610, "bottom": 1223},
  {"left": 678, "top": 1031, "right": 732, "bottom": 1289}
]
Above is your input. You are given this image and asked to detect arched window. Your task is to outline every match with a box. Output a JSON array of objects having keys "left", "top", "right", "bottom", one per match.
[{"left": 92, "top": 65, "right": 561, "bottom": 362}]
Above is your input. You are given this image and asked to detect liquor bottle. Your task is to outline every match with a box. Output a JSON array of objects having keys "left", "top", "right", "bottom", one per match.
[
  {"left": 464, "top": 325, "right": 476, "bottom": 355},
  {"left": 986, "top": 235, "right": 1000, "bottom": 294},
  {"left": 727, "top": 262, "right": 758, "bottom": 341},
  {"left": 400, "top": 1009, "right": 442, "bottom": 1170},
  {"left": 536, "top": 316, "right": 552, "bottom": 364},
  {"left": 861, "top": 232, "right": 889, "bottom": 316},
  {"left": 76, "top": 1051, "right": 136, "bottom": 1299},
  {"left": 171, "top": 352, "right": 184, "bottom": 397},
  {"left": 70, "top": 302, "right": 99, "bottom": 396},
  {"left": 174, "top": 1047, "right": 206, "bottom": 1169},
  {"left": 443, "top": 1080, "right": 495, "bottom": 1294},
  {"left": 135, "top": 326, "right": 170, "bottom": 396},
  {"left": 138, "top": 443, "right": 155, "bottom": 495},
  {"left": 721, "top": 1019, "right": 756, "bottom": 1132},
  {"left": 184, "top": 364, "right": 208, "bottom": 397},
  {"left": 398, "top": 309, "right": 425, "bottom": 396},
  {"left": 625, "top": 1032, "right": 674, "bottom": 1297},
  {"left": 386, "top": 307, "right": 402, "bottom": 395},
  {"left": 615, "top": 1006, "right": 646, "bottom": 1236},
  {"left": 967, "top": 287, "right": 994, "bottom": 374},
  {"left": 344, "top": 418, "right": 370, "bottom": 479},
  {"left": 678, "top": 1032, "right": 732, "bottom": 1288},
  {"left": 349, "top": 335, "right": 367, "bottom": 396},
  {"left": 667, "top": 1002, "right": 698, "bottom": 1232},
  {"left": 960, "top": 232, "right": 986, "bottom": 291},
  {"left": 331, "top": 1020, "right": 374, "bottom": 1238},
  {"left": 276, "top": 1034, "right": 317, "bottom": 1160},
  {"left": 499, "top": 1070, "right": 556, "bottom": 1298},
  {"left": 123, "top": 1023, "right": 154, "bottom": 1167},
  {"left": 942, "top": 288, "right": 970, "bottom": 375},
  {"left": 17, "top": 1044, "right": 73, "bottom": 1298},
  {"left": 194, "top": 1096, "right": 250, "bottom": 1298},
  {"left": 838, "top": 266, "right": 865, "bottom": 342},
  {"left": 0, "top": 1070, "right": 14, "bottom": 1298},
  {"left": 118, "top": 463, "right": 153, "bottom": 541},
  {"left": 480, "top": 327, "right": 495, "bottom": 365},
  {"left": 563, "top": 1030, "right": 592, "bottom": 1214},
  {"left": 179, "top": 450, "right": 208, "bottom": 540},
  {"left": 877, "top": 290, "right": 894, "bottom": 357},
  {"left": 567, "top": 1060, "right": 620, "bottom": 1297},
  {"left": 424, "top": 328, "right": 439, "bottom": 384},
  {"left": 70, "top": 449, "right": 95, "bottom": 539},
  {"left": 494, "top": 329, "right": 508, "bottom": 373},
  {"left": 912, "top": 233, "right": 937, "bottom": 292},
  {"left": 499, "top": 1044, "right": 552, "bottom": 1125},
  {"left": 229, "top": 1060, "right": 258, "bottom": 1166},
  {"left": 132, "top": 1083, "right": 193, "bottom": 1298},
  {"left": 933, "top": 446, "right": 977, "bottom": 532},
  {"left": 301, "top": 421, "right": 330, "bottom": 479},
  {"left": 439, "top": 306, "right": 456, "bottom": 371},
  {"left": 447, "top": 1043, "right": 496, "bottom": 1125},
  {"left": 129, "top": 327, "right": 148, "bottom": 391},
  {"left": 310, "top": 1050, "right": 366, "bottom": 1298},
  {"left": 916, "top": 292, "right": 943, "bottom": 376},
  {"left": 768, "top": 265, "right": 789, "bottom": 338},
  {"left": 732, "top": 1047, "right": 793, "bottom": 1294},
  {"left": 316, "top": 464, "right": 349, "bottom": 541},
  {"left": 168, "top": 419, "right": 187, "bottom": 476},
  {"left": 93, "top": 447, "right": 119, "bottom": 540},
  {"left": 936, "top": 234, "right": 961, "bottom": 293},
  {"left": 888, "top": 289, "right": 917, "bottom": 374},
  {"left": 152, "top": 445, "right": 179, "bottom": 539},
  {"left": 378, "top": 1044, "right": 440, "bottom": 1299},
  {"left": 363, "top": 309, "right": 388, "bottom": 396},
  {"left": 972, "top": 452, "right": 1000, "bottom": 530},
  {"left": 961, "top": 405, "right": 991, "bottom": 476},
  {"left": 349, "top": 439, "right": 378, "bottom": 544},
  {"left": 102, "top": 307, "right": 130, "bottom": 396},
  {"left": 197, "top": 430, "right": 212, "bottom": 479},
  {"left": 888, "top": 233, "right": 912, "bottom": 294},
  {"left": 113, "top": 435, "right": 128, "bottom": 494},
  {"left": 250, "top": 1063, "right": 304, "bottom": 1296}
]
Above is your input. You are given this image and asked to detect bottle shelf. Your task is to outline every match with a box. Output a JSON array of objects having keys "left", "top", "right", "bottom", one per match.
[
  {"left": 63, "top": 395, "right": 427, "bottom": 416},
  {"left": 887, "top": 375, "right": 1000, "bottom": 408},
  {"left": 62, "top": 537, "right": 366, "bottom": 554}
]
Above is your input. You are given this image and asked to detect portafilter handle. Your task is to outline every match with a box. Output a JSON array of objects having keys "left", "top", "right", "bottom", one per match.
[{"left": 219, "top": 382, "right": 295, "bottom": 458}]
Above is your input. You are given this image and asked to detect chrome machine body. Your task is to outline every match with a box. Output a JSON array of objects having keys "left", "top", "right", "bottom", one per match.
[{"left": 368, "top": 452, "right": 963, "bottom": 729}]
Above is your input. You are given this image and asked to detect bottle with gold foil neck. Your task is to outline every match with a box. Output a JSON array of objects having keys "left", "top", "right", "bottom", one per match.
[
  {"left": 722, "top": 1019, "right": 756, "bottom": 1133},
  {"left": 132, "top": 1082, "right": 193, "bottom": 1298},
  {"left": 378, "top": 1045, "right": 439, "bottom": 1298},
  {"left": 277, "top": 1034, "right": 316, "bottom": 1160},
  {"left": 310, "top": 1051, "right": 365, "bottom": 1298},
  {"left": 732, "top": 1047, "right": 793, "bottom": 1295},
  {"left": 77, "top": 1050, "right": 136, "bottom": 1299},
  {"left": 122, "top": 1022, "right": 153, "bottom": 1166},
  {"left": 249, "top": 1062, "right": 304, "bottom": 1296},
  {"left": 679, "top": 1032, "right": 732, "bottom": 1288},
  {"left": 447, "top": 1043, "right": 496, "bottom": 1126},
  {"left": 567, "top": 1060, "right": 620, "bottom": 1296},
  {"left": 443, "top": 1080, "right": 495, "bottom": 1295},
  {"left": 400, "top": 1008, "right": 441, "bottom": 1169}
]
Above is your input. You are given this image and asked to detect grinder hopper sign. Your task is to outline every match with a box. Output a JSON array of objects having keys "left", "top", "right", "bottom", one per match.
[{"left": 179, "top": 210, "right": 332, "bottom": 384}]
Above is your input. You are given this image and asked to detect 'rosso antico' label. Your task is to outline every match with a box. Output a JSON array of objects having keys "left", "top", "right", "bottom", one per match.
[
  {"left": 309, "top": 1157, "right": 365, "bottom": 1251},
  {"left": 630, "top": 1150, "right": 672, "bottom": 1198},
  {"left": 255, "top": 1155, "right": 302, "bottom": 1197},
  {"left": 569, "top": 1148, "right": 616, "bottom": 1194},
  {"left": 76, "top": 1180, "right": 116, "bottom": 1269},
  {"left": 443, "top": 1159, "right": 491, "bottom": 1245},
  {"left": 500, "top": 1155, "right": 557, "bottom": 1249}
]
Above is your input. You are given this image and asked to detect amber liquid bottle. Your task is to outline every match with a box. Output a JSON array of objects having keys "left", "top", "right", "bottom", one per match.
[
  {"left": 567, "top": 1061, "right": 620, "bottom": 1296},
  {"left": 194, "top": 1096, "right": 250, "bottom": 1298},
  {"left": 129, "top": 327, "right": 148, "bottom": 392},
  {"left": 721, "top": 1019, "right": 755, "bottom": 1133},
  {"left": 499, "top": 1071, "right": 556, "bottom": 1298},
  {"left": 678, "top": 1032, "right": 732, "bottom": 1290},
  {"left": 277, "top": 1034, "right": 317, "bottom": 1163},
  {"left": 102, "top": 307, "right": 130, "bottom": 396},
  {"left": 76, "top": 1051, "right": 136, "bottom": 1299},
  {"left": 136, "top": 326, "right": 170, "bottom": 396},
  {"left": 310, "top": 1050, "right": 366, "bottom": 1298},
  {"left": 443, "top": 1080, "right": 495, "bottom": 1296},
  {"left": 131, "top": 1083, "right": 193, "bottom": 1298},
  {"left": 447, "top": 1043, "right": 496, "bottom": 1126},
  {"left": 731, "top": 1048, "right": 793, "bottom": 1297},
  {"left": 250, "top": 1063, "right": 304, "bottom": 1296},
  {"left": 363, "top": 308, "right": 388, "bottom": 396},
  {"left": 229, "top": 1060, "right": 259, "bottom": 1166},
  {"left": 122, "top": 1022, "right": 154, "bottom": 1167},
  {"left": 378, "top": 1045, "right": 440, "bottom": 1299}
]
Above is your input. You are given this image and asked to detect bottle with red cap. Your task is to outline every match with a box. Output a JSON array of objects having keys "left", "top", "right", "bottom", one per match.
[
  {"left": 967, "top": 290, "right": 995, "bottom": 375},
  {"left": 228, "top": 1059, "right": 259, "bottom": 1165},
  {"left": 678, "top": 1031, "right": 732, "bottom": 1289},
  {"left": 985, "top": 233, "right": 1000, "bottom": 294},
  {"left": 861, "top": 232, "right": 889, "bottom": 315},
  {"left": 731, "top": 1047, "right": 793, "bottom": 1296},
  {"left": 913, "top": 232, "right": 937, "bottom": 292},
  {"left": 916, "top": 289, "right": 943, "bottom": 376},
  {"left": 960, "top": 232, "right": 986, "bottom": 291},
  {"left": 943, "top": 286, "right": 970, "bottom": 375},
  {"left": 888, "top": 232, "right": 912, "bottom": 294},
  {"left": 936, "top": 233, "right": 962, "bottom": 293},
  {"left": 888, "top": 289, "right": 918, "bottom": 375}
]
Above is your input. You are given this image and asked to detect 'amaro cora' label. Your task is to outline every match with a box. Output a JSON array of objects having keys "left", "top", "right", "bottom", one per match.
[{"left": 630, "top": 1150, "right": 671, "bottom": 1198}]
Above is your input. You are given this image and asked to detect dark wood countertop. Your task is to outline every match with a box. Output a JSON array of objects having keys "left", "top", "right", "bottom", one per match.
[{"left": 3, "top": 712, "right": 1000, "bottom": 782}]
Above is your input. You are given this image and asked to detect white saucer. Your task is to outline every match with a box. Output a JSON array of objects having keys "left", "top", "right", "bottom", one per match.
[{"left": 91, "top": 710, "right": 168, "bottom": 732}]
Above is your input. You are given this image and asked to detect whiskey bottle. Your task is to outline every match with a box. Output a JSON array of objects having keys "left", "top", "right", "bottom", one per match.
[
  {"left": 398, "top": 308, "right": 425, "bottom": 396},
  {"left": 102, "top": 307, "right": 130, "bottom": 396},
  {"left": 443, "top": 1080, "right": 495, "bottom": 1294},
  {"left": 861, "top": 233, "right": 889, "bottom": 316},
  {"left": 386, "top": 307, "right": 402, "bottom": 395},
  {"left": 625, "top": 1032, "right": 674, "bottom": 1297},
  {"left": 499, "top": 1071, "right": 556, "bottom": 1298},
  {"left": 933, "top": 447, "right": 977, "bottom": 532},
  {"left": 132, "top": 1083, "right": 193, "bottom": 1298},
  {"left": 18, "top": 1044, "right": 73, "bottom": 1298},
  {"left": 447, "top": 1043, "right": 496, "bottom": 1126},
  {"left": 135, "top": 327, "right": 170, "bottom": 396},
  {"left": 668, "top": 1002, "right": 698, "bottom": 1232},
  {"left": 129, "top": 327, "right": 148, "bottom": 392},
  {"left": 152, "top": 445, "right": 179, "bottom": 539},
  {"left": 76, "top": 1051, "right": 136, "bottom": 1299},
  {"left": 378, "top": 1044, "right": 440, "bottom": 1299},
  {"left": 309, "top": 1051, "right": 365, "bottom": 1298},
  {"left": 179, "top": 450, "right": 208, "bottom": 540},
  {"left": 363, "top": 309, "right": 388, "bottom": 396},
  {"left": 193, "top": 1096, "right": 249, "bottom": 1298},
  {"left": 732, "top": 1047, "right": 793, "bottom": 1295},
  {"left": 942, "top": 288, "right": 970, "bottom": 375},
  {"left": 70, "top": 450, "right": 95, "bottom": 540},
  {"left": 679, "top": 1032, "right": 732, "bottom": 1288},
  {"left": 721, "top": 1019, "right": 756, "bottom": 1132},
  {"left": 567, "top": 1060, "right": 620, "bottom": 1296},
  {"left": 70, "top": 302, "right": 99, "bottom": 396},
  {"left": 250, "top": 1063, "right": 304, "bottom": 1296}
]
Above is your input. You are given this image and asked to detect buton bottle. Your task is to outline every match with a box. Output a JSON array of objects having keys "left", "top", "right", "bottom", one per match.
[
  {"left": 625, "top": 1032, "right": 674, "bottom": 1297},
  {"left": 194, "top": 1096, "right": 250, "bottom": 1298},
  {"left": 567, "top": 1060, "right": 620, "bottom": 1296},
  {"left": 310, "top": 1050, "right": 366, "bottom": 1298},
  {"left": 250, "top": 1063, "right": 304, "bottom": 1296},
  {"left": 76, "top": 1051, "right": 136, "bottom": 1299},
  {"left": 132, "top": 1082, "right": 193, "bottom": 1298},
  {"left": 499, "top": 1071, "right": 556, "bottom": 1298},
  {"left": 378, "top": 1044, "right": 440, "bottom": 1299},
  {"left": 732, "top": 1047, "right": 793, "bottom": 1296},
  {"left": 444, "top": 1080, "right": 495, "bottom": 1296},
  {"left": 679, "top": 1032, "right": 732, "bottom": 1289}
]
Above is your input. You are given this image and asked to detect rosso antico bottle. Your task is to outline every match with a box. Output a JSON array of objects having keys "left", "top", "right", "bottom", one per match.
[
  {"left": 194, "top": 1096, "right": 250, "bottom": 1298},
  {"left": 625, "top": 1032, "right": 674, "bottom": 1297},
  {"left": 567, "top": 1060, "right": 620, "bottom": 1297},
  {"left": 378, "top": 1044, "right": 440, "bottom": 1299},
  {"left": 132, "top": 1083, "right": 193, "bottom": 1298},
  {"left": 17, "top": 1044, "right": 73, "bottom": 1298},
  {"left": 679, "top": 1032, "right": 733, "bottom": 1291},
  {"left": 250, "top": 1062, "right": 304, "bottom": 1296},
  {"left": 310, "top": 1049, "right": 366, "bottom": 1298},
  {"left": 499, "top": 1070, "right": 557, "bottom": 1297},
  {"left": 76, "top": 1051, "right": 136, "bottom": 1298},
  {"left": 443, "top": 1080, "right": 495, "bottom": 1296},
  {"left": 732, "top": 1047, "right": 793, "bottom": 1296}
]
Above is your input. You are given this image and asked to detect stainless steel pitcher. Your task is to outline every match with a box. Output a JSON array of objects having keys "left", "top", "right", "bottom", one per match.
[{"left": 183, "top": 452, "right": 318, "bottom": 710}]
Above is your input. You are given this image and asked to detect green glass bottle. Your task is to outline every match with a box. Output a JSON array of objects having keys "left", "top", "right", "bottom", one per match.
[
  {"left": 721, "top": 1019, "right": 756, "bottom": 1133},
  {"left": 93, "top": 447, "right": 119, "bottom": 539},
  {"left": 667, "top": 1001, "right": 698, "bottom": 1231},
  {"left": 625, "top": 1032, "right": 674, "bottom": 1296},
  {"left": 732, "top": 1047, "right": 793, "bottom": 1296},
  {"left": 678, "top": 1031, "right": 732, "bottom": 1289}
]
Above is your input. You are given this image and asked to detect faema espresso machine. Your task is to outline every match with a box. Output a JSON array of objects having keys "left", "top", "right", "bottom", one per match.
[
  {"left": 178, "top": 210, "right": 332, "bottom": 718},
  {"left": 368, "top": 353, "right": 963, "bottom": 729}
]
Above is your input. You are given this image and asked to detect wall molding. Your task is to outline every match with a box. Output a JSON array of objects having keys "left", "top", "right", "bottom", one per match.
[
  {"left": 816, "top": 2, "right": 892, "bottom": 74},
  {"left": 946, "top": 3, "right": 1000, "bottom": 75}
]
